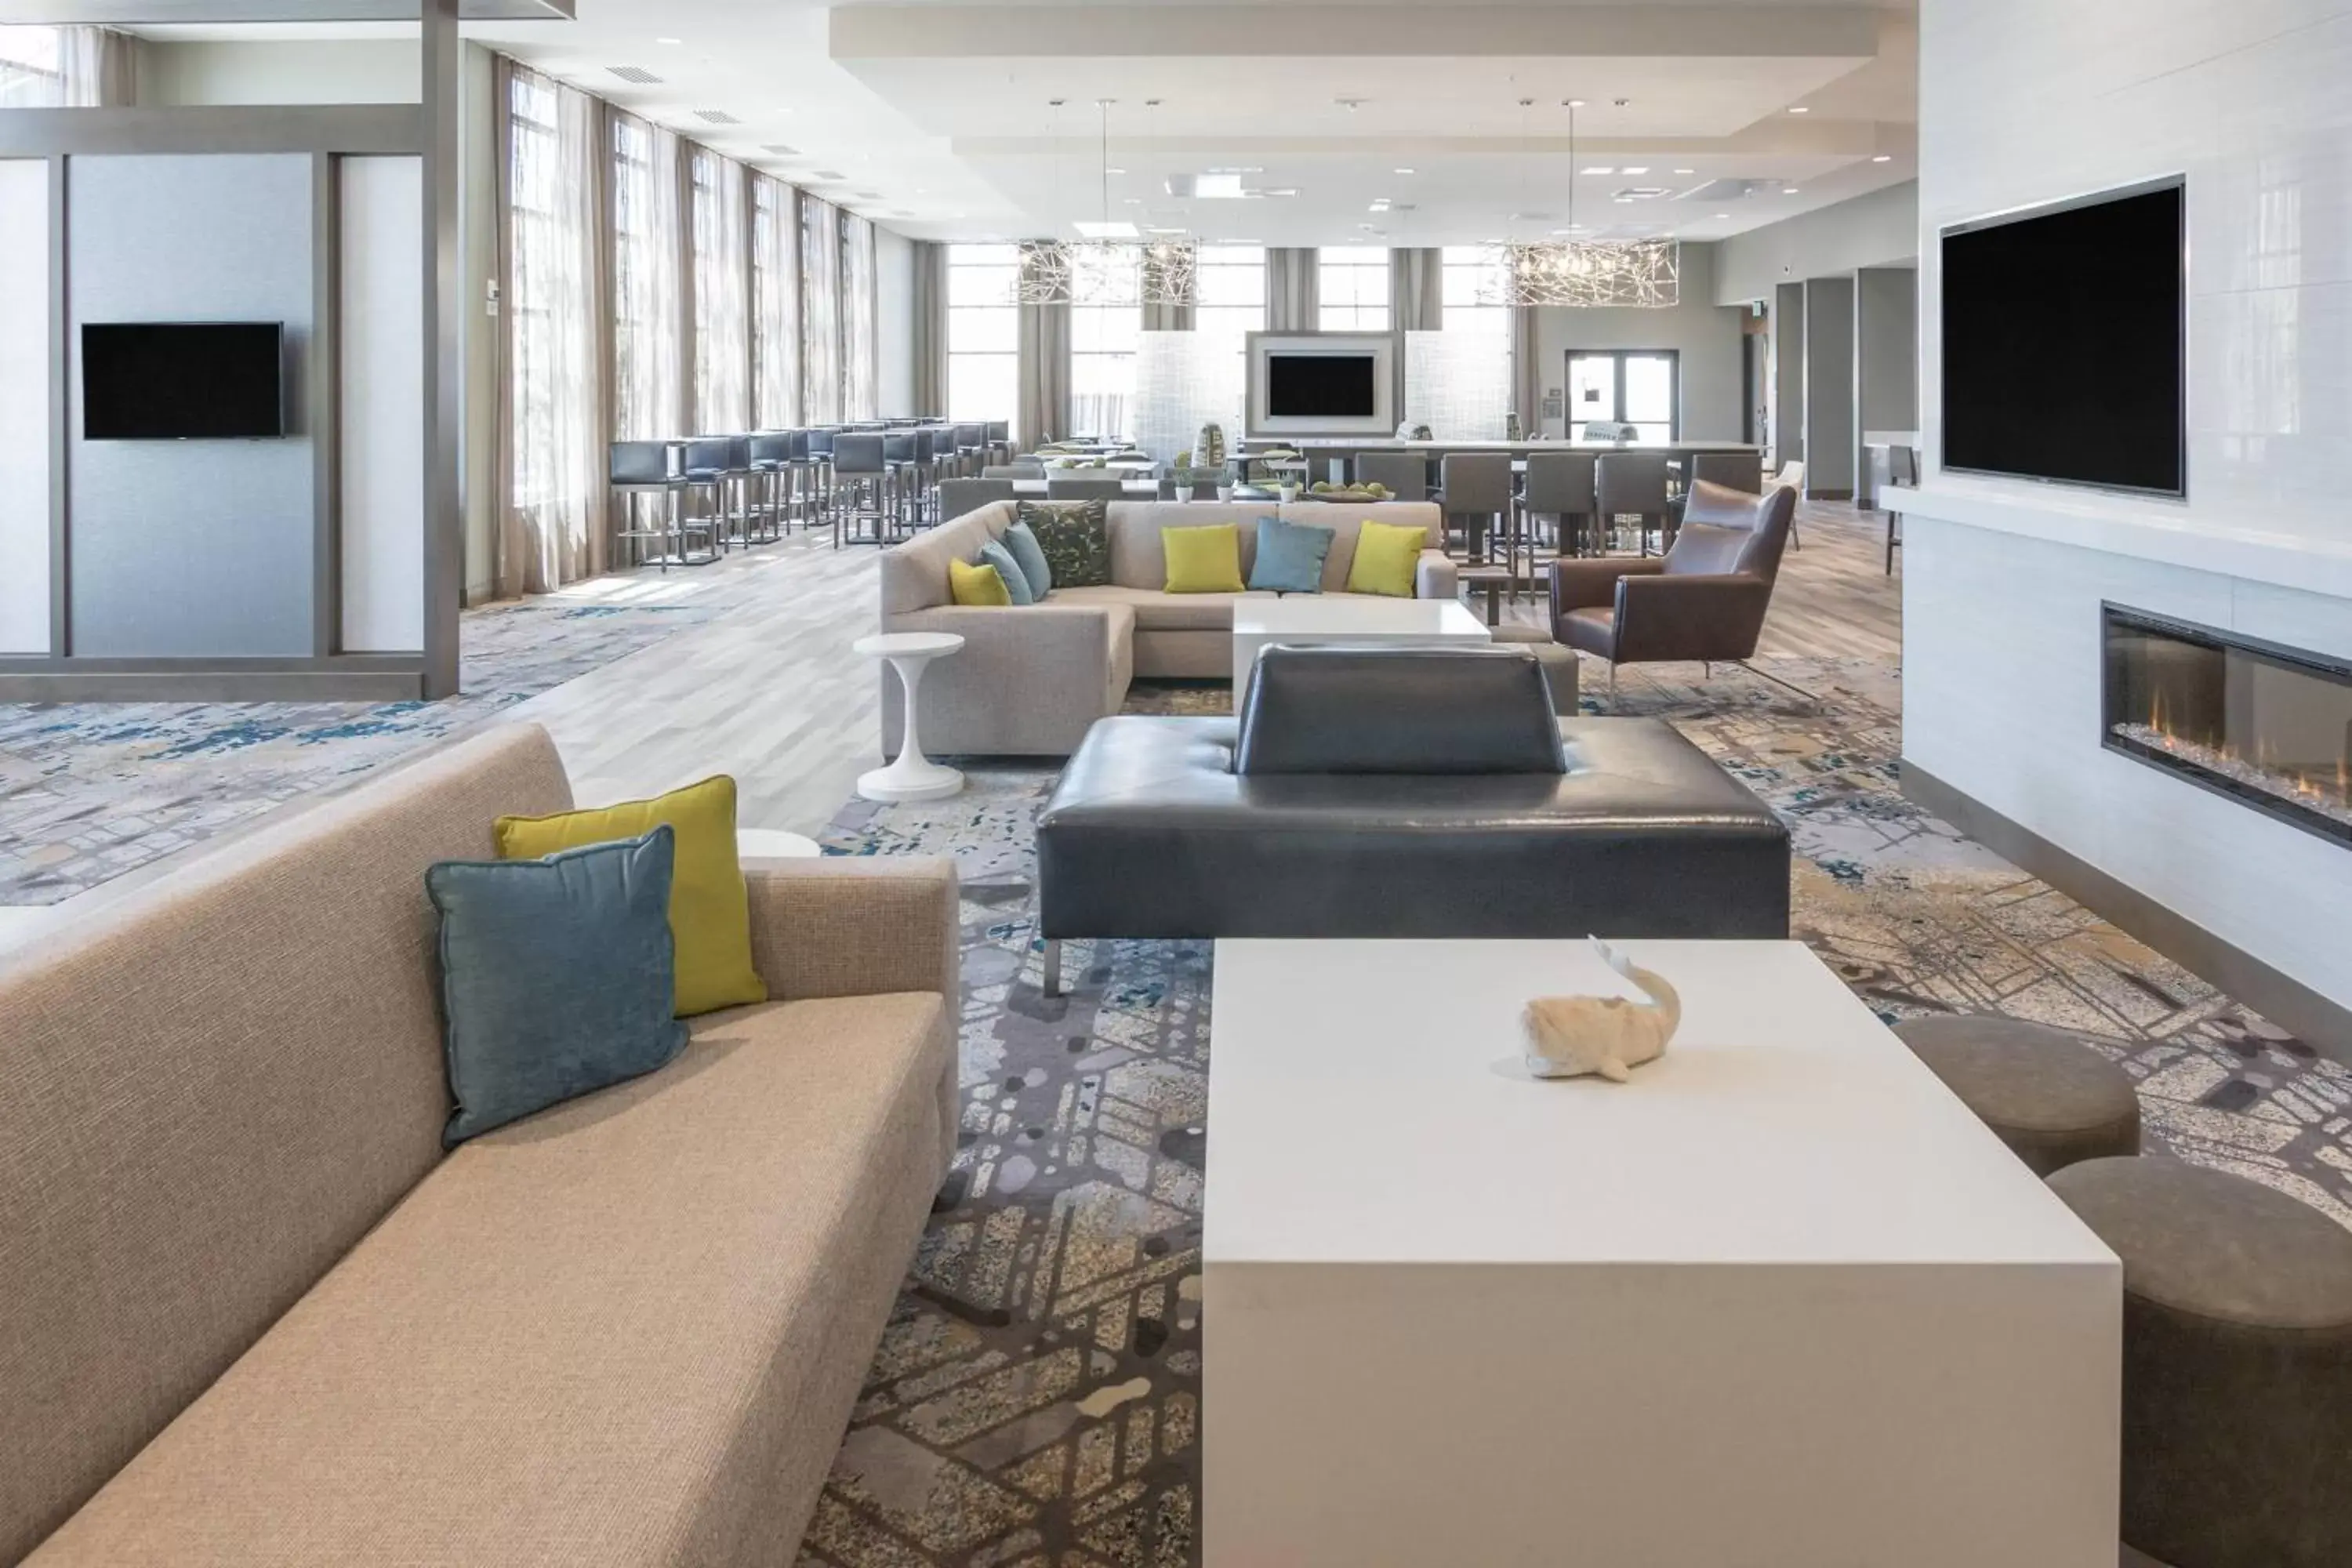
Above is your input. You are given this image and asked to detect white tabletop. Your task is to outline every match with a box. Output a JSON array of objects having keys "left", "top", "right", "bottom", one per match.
[
  {"left": 1206, "top": 938, "right": 2115, "bottom": 1269},
  {"left": 1231, "top": 597, "right": 1487, "bottom": 638},
  {"left": 852, "top": 632, "right": 964, "bottom": 659},
  {"left": 735, "top": 829, "right": 820, "bottom": 859}
]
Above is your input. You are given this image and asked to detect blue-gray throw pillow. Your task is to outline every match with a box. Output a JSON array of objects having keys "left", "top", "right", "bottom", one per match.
[
  {"left": 1000, "top": 520, "right": 1054, "bottom": 598},
  {"left": 1249, "top": 516, "right": 1335, "bottom": 594},
  {"left": 978, "top": 539, "right": 1037, "bottom": 605},
  {"left": 426, "top": 826, "right": 689, "bottom": 1146}
]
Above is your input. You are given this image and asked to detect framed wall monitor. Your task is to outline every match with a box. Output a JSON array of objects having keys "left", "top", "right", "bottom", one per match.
[
  {"left": 1247, "top": 332, "right": 1398, "bottom": 437},
  {"left": 82, "top": 321, "right": 287, "bottom": 441},
  {"left": 1940, "top": 178, "right": 2184, "bottom": 496}
]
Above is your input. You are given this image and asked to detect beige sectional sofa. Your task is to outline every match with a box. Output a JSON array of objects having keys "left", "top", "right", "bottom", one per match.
[
  {"left": 878, "top": 499, "right": 1456, "bottom": 756},
  {"left": 0, "top": 724, "right": 960, "bottom": 1567}
]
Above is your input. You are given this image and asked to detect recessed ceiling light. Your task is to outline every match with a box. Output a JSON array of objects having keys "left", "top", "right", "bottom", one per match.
[
  {"left": 1788, "top": 105, "right": 1810, "bottom": 114},
  {"left": 1563, "top": 99, "right": 1586, "bottom": 109},
  {"left": 655, "top": 35, "right": 682, "bottom": 45},
  {"left": 1105, "top": 167, "right": 1126, "bottom": 175},
  {"left": 1581, "top": 166, "right": 1615, "bottom": 176},
  {"left": 1674, "top": 168, "right": 1695, "bottom": 175},
  {"left": 1871, "top": 154, "right": 1893, "bottom": 163},
  {"left": 1394, "top": 168, "right": 1415, "bottom": 176},
  {"left": 1715, "top": 212, "right": 1731, "bottom": 220},
  {"left": 1622, "top": 166, "right": 1650, "bottom": 175},
  {"left": 1784, "top": 188, "right": 1802, "bottom": 195}
]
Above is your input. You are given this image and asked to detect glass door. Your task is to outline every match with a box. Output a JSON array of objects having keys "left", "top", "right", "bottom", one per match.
[{"left": 1566, "top": 350, "right": 1679, "bottom": 441}]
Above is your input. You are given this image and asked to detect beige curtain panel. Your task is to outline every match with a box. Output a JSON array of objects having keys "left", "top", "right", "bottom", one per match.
[
  {"left": 1390, "top": 247, "right": 1444, "bottom": 332},
  {"left": 913, "top": 241, "right": 949, "bottom": 417},
  {"left": 1265, "top": 247, "right": 1319, "bottom": 333}
]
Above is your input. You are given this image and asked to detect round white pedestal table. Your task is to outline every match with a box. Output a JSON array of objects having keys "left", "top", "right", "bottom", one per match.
[
  {"left": 854, "top": 631, "right": 967, "bottom": 803},
  {"left": 736, "top": 829, "right": 821, "bottom": 858}
]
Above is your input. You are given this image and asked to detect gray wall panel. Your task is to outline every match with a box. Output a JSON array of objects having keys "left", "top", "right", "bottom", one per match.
[
  {"left": 1802, "top": 275, "right": 1857, "bottom": 493},
  {"left": 1856, "top": 264, "right": 1918, "bottom": 434},
  {"left": 1772, "top": 281, "right": 1805, "bottom": 470},
  {"left": 67, "top": 152, "right": 316, "bottom": 656}
]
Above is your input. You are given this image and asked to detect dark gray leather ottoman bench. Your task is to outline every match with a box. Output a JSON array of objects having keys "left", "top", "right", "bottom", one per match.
[{"left": 1034, "top": 644, "right": 1789, "bottom": 993}]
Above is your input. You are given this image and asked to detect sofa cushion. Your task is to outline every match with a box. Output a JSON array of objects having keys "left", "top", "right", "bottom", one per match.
[
  {"left": 949, "top": 557, "right": 1012, "bottom": 606},
  {"left": 1018, "top": 499, "right": 1112, "bottom": 587},
  {"left": 429, "top": 828, "right": 689, "bottom": 1145},
  {"left": 978, "top": 539, "right": 1036, "bottom": 605},
  {"left": 27, "top": 992, "right": 953, "bottom": 1568},
  {"left": 1050, "top": 583, "right": 1277, "bottom": 633},
  {"left": 495, "top": 775, "right": 766, "bottom": 1019},
  {"left": 1248, "top": 516, "right": 1334, "bottom": 594},
  {"left": 1345, "top": 518, "right": 1425, "bottom": 597},
  {"left": 1163, "top": 523, "right": 1247, "bottom": 593},
  {"left": 1000, "top": 520, "right": 1054, "bottom": 597}
]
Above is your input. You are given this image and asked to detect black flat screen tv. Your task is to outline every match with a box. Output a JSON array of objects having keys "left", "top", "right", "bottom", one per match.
[
  {"left": 82, "top": 321, "right": 286, "bottom": 441},
  {"left": 1267, "top": 353, "right": 1378, "bottom": 419},
  {"left": 1940, "top": 180, "right": 2183, "bottom": 495}
]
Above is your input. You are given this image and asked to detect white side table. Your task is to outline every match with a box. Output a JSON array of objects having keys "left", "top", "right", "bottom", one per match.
[
  {"left": 855, "top": 631, "right": 967, "bottom": 802},
  {"left": 736, "top": 829, "right": 821, "bottom": 859}
]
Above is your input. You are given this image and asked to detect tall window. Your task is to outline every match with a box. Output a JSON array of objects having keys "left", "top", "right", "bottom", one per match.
[
  {"left": 1440, "top": 246, "right": 1510, "bottom": 340},
  {"left": 800, "top": 195, "right": 842, "bottom": 424},
  {"left": 1196, "top": 245, "right": 1267, "bottom": 349},
  {"left": 504, "top": 64, "right": 603, "bottom": 592},
  {"left": 1070, "top": 246, "right": 1142, "bottom": 442},
  {"left": 1318, "top": 246, "right": 1390, "bottom": 332},
  {"left": 946, "top": 244, "right": 1018, "bottom": 426},
  {"left": 751, "top": 176, "right": 801, "bottom": 428},
  {"left": 612, "top": 115, "right": 683, "bottom": 438},
  {"left": 0, "top": 27, "right": 63, "bottom": 106},
  {"left": 840, "top": 213, "right": 878, "bottom": 419},
  {"left": 690, "top": 147, "right": 750, "bottom": 434}
]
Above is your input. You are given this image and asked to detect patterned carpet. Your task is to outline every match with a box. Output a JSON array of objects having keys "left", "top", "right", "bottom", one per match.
[
  {"left": 801, "top": 651, "right": 2352, "bottom": 1568},
  {"left": 0, "top": 574, "right": 745, "bottom": 907}
]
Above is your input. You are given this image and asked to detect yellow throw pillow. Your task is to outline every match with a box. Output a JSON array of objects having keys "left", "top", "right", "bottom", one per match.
[
  {"left": 1163, "top": 522, "right": 1246, "bottom": 593},
  {"left": 949, "top": 557, "right": 1011, "bottom": 606},
  {"left": 1346, "top": 518, "right": 1425, "bottom": 597},
  {"left": 495, "top": 775, "right": 767, "bottom": 1018}
]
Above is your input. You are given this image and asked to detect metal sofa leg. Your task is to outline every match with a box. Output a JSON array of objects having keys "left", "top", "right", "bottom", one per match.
[{"left": 1042, "top": 938, "right": 1064, "bottom": 998}]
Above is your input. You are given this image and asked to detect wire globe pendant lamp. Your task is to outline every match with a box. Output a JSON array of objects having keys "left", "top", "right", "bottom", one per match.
[
  {"left": 1496, "top": 97, "right": 1679, "bottom": 308},
  {"left": 1017, "top": 100, "right": 1195, "bottom": 308}
]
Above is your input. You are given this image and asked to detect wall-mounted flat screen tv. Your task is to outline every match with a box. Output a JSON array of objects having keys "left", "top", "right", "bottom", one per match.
[
  {"left": 1940, "top": 180, "right": 2183, "bottom": 495},
  {"left": 1267, "top": 353, "right": 1378, "bottom": 419},
  {"left": 82, "top": 321, "right": 286, "bottom": 441}
]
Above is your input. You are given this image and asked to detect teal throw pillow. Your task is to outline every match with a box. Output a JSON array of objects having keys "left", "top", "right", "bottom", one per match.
[
  {"left": 1249, "top": 516, "right": 1335, "bottom": 594},
  {"left": 978, "top": 539, "right": 1036, "bottom": 605},
  {"left": 1018, "top": 499, "right": 1112, "bottom": 587},
  {"left": 1000, "top": 519, "right": 1054, "bottom": 597},
  {"left": 426, "top": 826, "right": 689, "bottom": 1146}
]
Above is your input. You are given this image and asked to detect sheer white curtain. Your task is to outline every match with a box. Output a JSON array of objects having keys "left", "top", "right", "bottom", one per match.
[
  {"left": 0, "top": 26, "right": 132, "bottom": 106},
  {"left": 691, "top": 147, "right": 750, "bottom": 433},
  {"left": 503, "top": 63, "right": 606, "bottom": 594},
  {"left": 840, "top": 212, "right": 878, "bottom": 419},
  {"left": 752, "top": 176, "right": 802, "bottom": 428},
  {"left": 612, "top": 113, "right": 684, "bottom": 440},
  {"left": 801, "top": 196, "right": 843, "bottom": 423}
]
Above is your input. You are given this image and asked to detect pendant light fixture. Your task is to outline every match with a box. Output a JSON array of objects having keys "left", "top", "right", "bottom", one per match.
[
  {"left": 1137, "top": 96, "right": 1197, "bottom": 308},
  {"left": 1494, "top": 97, "right": 1679, "bottom": 308}
]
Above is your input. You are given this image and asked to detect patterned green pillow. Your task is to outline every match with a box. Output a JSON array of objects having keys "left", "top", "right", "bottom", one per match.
[{"left": 1017, "top": 499, "right": 1112, "bottom": 588}]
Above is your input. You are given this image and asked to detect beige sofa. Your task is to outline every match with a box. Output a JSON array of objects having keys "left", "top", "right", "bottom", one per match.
[
  {"left": 878, "top": 499, "right": 1456, "bottom": 756},
  {"left": 0, "top": 724, "right": 960, "bottom": 1567}
]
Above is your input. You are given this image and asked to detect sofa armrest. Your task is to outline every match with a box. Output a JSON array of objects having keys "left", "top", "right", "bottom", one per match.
[
  {"left": 880, "top": 603, "right": 1123, "bottom": 755},
  {"left": 1549, "top": 556, "right": 1663, "bottom": 615},
  {"left": 1414, "top": 548, "right": 1457, "bottom": 601},
  {"left": 744, "top": 858, "right": 960, "bottom": 1003},
  {"left": 1612, "top": 572, "right": 1773, "bottom": 663}
]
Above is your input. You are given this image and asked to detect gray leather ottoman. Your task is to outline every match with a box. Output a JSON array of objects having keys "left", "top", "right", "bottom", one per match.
[
  {"left": 1893, "top": 1014, "right": 2141, "bottom": 1175},
  {"left": 2049, "top": 1158, "right": 2352, "bottom": 1568},
  {"left": 1035, "top": 645, "right": 1788, "bottom": 992}
]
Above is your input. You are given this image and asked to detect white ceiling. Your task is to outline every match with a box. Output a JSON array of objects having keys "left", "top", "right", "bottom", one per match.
[{"left": 139, "top": 0, "right": 1919, "bottom": 248}]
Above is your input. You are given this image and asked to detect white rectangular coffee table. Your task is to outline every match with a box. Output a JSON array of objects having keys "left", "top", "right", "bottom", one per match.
[
  {"left": 1204, "top": 938, "right": 2119, "bottom": 1568},
  {"left": 1229, "top": 596, "right": 1488, "bottom": 701}
]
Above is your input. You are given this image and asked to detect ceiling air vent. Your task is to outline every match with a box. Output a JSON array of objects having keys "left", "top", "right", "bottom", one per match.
[
  {"left": 814, "top": 170, "right": 847, "bottom": 182},
  {"left": 761, "top": 143, "right": 800, "bottom": 157},
  {"left": 1612, "top": 187, "right": 1675, "bottom": 201},
  {"left": 693, "top": 109, "right": 742, "bottom": 126},
  {"left": 854, "top": 191, "right": 882, "bottom": 200},
  {"left": 606, "top": 65, "right": 662, "bottom": 85},
  {"left": 1681, "top": 177, "right": 1773, "bottom": 203}
]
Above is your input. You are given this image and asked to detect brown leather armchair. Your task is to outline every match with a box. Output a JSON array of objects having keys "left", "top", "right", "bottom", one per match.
[{"left": 1548, "top": 479, "right": 1797, "bottom": 694}]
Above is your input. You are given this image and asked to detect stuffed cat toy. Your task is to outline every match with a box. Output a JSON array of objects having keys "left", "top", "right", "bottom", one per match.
[{"left": 1521, "top": 938, "right": 1682, "bottom": 1083}]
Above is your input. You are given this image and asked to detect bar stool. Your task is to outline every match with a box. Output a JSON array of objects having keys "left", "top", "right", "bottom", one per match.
[
  {"left": 953, "top": 422, "right": 987, "bottom": 479},
  {"left": 608, "top": 440, "right": 688, "bottom": 572},
  {"left": 1435, "top": 452, "right": 1514, "bottom": 565},
  {"left": 1689, "top": 451, "right": 1763, "bottom": 494},
  {"left": 677, "top": 437, "right": 735, "bottom": 559},
  {"left": 804, "top": 428, "right": 839, "bottom": 526},
  {"left": 1595, "top": 451, "right": 1672, "bottom": 555},
  {"left": 985, "top": 419, "right": 1012, "bottom": 467},
  {"left": 1354, "top": 452, "right": 1429, "bottom": 501},
  {"left": 718, "top": 433, "right": 757, "bottom": 547},
  {"left": 829, "top": 432, "right": 890, "bottom": 547},
  {"left": 882, "top": 430, "right": 920, "bottom": 538},
  {"left": 1522, "top": 451, "right": 1600, "bottom": 563},
  {"left": 747, "top": 431, "right": 792, "bottom": 543}
]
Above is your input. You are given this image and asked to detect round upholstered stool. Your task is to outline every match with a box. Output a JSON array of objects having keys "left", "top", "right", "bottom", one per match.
[
  {"left": 1893, "top": 1014, "right": 2140, "bottom": 1175},
  {"left": 2049, "top": 1158, "right": 2352, "bottom": 1568}
]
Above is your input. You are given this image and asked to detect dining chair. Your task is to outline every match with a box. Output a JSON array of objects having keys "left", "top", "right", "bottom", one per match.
[
  {"left": 1354, "top": 452, "right": 1429, "bottom": 501},
  {"left": 1595, "top": 451, "right": 1673, "bottom": 555},
  {"left": 1044, "top": 476, "right": 1127, "bottom": 503},
  {"left": 1689, "top": 451, "right": 1763, "bottom": 494},
  {"left": 937, "top": 477, "right": 1018, "bottom": 522},
  {"left": 1522, "top": 451, "right": 1600, "bottom": 562},
  {"left": 1774, "top": 459, "right": 1807, "bottom": 550},
  {"left": 1435, "top": 452, "right": 1514, "bottom": 564}
]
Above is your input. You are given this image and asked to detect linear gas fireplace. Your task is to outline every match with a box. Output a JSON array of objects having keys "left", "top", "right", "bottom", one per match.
[{"left": 2102, "top": 605, "right": 2352, "bottom": 846}]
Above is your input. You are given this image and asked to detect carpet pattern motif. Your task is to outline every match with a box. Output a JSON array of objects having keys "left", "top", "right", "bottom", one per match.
[
  {"left": 0, "top": 583, "right": 737, "bottom": 906},
  {"left": 802, "top": 654, "right": 2352, "bottom": 1568}
]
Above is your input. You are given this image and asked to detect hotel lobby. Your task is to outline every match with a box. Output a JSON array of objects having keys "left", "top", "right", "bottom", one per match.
[{"left": 2, "top": 3, "right": 2350, "bottom": 1566}]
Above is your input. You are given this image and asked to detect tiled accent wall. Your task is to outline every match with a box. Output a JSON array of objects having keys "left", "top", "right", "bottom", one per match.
[
  {"left": 1133, "top": 330, "right": 1245, "bottom": 465},
  {"left": 1403, "top": 328, "right": 1509, "bottom": 440}
]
